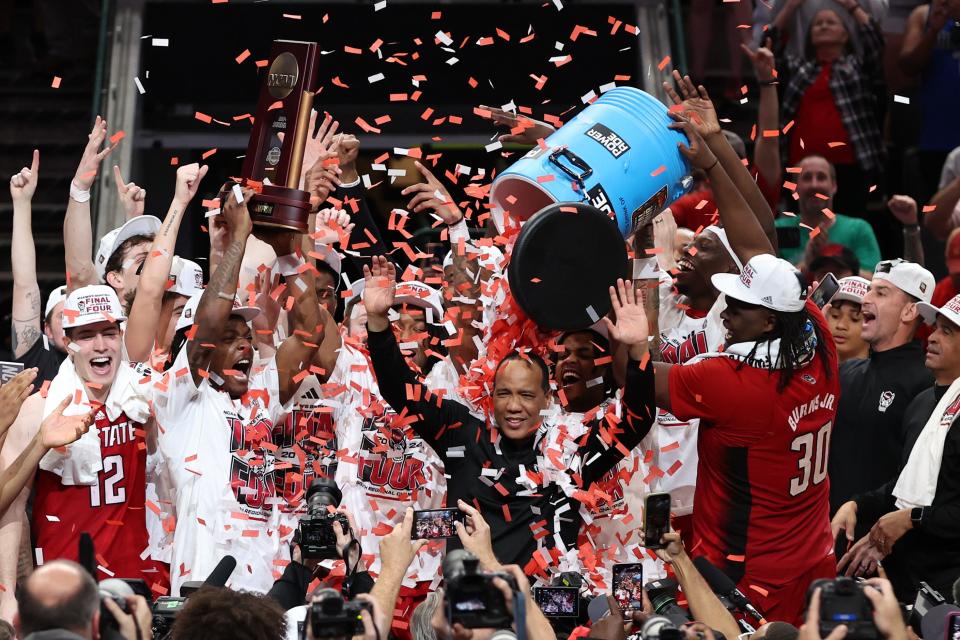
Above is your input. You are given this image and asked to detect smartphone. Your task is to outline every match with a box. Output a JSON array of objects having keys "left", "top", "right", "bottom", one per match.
[
  {"left": 777, "top": 226, "right": 801, "bottom": 249},
  {"left": 811, "top": 273, "right": 840, "bottom": 309},
  {"left": 947, "top": 611, "right": 960, "bottom": 640},
  {"left": 643, "top": 492, "right": 672, "bottom": 549},
  {"left": 612, "top": 563, "right": 644, "bottom": 611},
  {"left": 411, "top": 508, "right": 465, "bottom": 540},
  {"left": 0, "top": 361, "right": 25, "bottom": 385},
  {"left": 533, "top": 586, "right": 580, "bottom": 618}
]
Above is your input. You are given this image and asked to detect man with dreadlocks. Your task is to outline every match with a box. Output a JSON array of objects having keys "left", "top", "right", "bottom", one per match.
[{"left": 660, "top": 113, "right": 839, "bottom": 626}]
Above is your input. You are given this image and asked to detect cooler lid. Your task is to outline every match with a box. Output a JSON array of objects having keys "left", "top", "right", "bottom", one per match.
[{"left": 508, "top": 201, "right": 629, "bottom": 331}]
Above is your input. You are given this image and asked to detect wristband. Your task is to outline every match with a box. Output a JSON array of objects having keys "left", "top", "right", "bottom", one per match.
[
  {"left": 632, "top": 257, "right": 660, "bottom": 280},
  {"left": 446, "top": 217, "right": 470, "bottom": 244},
  {"left": 276, "top": 253, "right": 306, "bottom": 277},
  {"left": 338, "top": 176, "right": 361, "bottom": 189},
  {"left": 217, "top": 291, "right": 235, "bottom": 302},
  {"left": 69, "top": 180, "right": 91, "bottom": 203},
  {"left": 903, "top": 224, "right": 920, "bottom": 233},
  {"left": 704, "top": 158, "right": 720, "bottom": 173},
  {"left": 759, "top": 79, "right": 779, "bottom": 86}
]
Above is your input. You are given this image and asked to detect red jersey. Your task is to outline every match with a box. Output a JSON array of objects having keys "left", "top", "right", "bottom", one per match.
[
  {"left": 33, "top": 406, "right": 166, "bottom": 586},
  {"left": 668, "top": 299, "right": 838, "bottom": 586}
]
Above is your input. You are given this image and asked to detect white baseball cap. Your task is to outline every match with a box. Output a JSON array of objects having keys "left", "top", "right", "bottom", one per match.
[
  {"left": 918, "top": 293, "right": 960, "bottom": 326},
  {"left": 169, "top": 256, "right": 204, "bottom": 297},
  {"left": 831, "top": 276, "right": 870, "bottom": 305},
  {"left": 702, "top": 225, "right": 744, "bottom": 271},
  {"left": 393, "top": 281, "right": 445, "bottom": 324},
  {"left": 712, "top": 253, "right": 807, "bottom": 312},
  {"left": 95, "top": 215, "right": 162, "bottom": 280},
  {"left": 872, "top": 259, "right": 935, "bottom": 304},
  {"left": 314, "top": 244, "right": 342, "bottom": 279},
  {"left": 44, "top": 285, "right": 67, "bottom": 320},
  {"left": 62, "top": 285, "right": 126, "bottom": 330},
  {"left": 174, "top": 292, "right": 260, "bottom": 333}
]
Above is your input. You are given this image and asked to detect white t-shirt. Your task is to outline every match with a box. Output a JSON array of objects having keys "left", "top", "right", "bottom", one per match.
[
  {"left": 653, "top": 279, "right": 727, "bottom": 516},
  {"left": 152, "top": 348, "right": 299, "bottom": 594}
]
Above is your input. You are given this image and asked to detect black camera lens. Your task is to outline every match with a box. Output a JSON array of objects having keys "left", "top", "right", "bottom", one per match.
[{"left": 306, "top": 478, "right": 342, "bottom": 513}]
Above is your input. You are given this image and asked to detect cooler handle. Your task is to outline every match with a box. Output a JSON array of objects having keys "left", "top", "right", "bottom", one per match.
[{"left": 548, "top": 147, "right": 593, "bottom": 189}]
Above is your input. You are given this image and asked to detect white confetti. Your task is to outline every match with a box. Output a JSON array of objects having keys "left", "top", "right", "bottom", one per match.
[
  {"left": 374, "top": 0, "right": 387, "bottom": 10},
  {"left": 45, "top": 515, "right": 60, "bottom": 522},
  {"left": 445, "top": 57, "right": 459, "bottom": 66},
  {"left": 35, "top": 548, "right": 44, "bottom": 565},
  {"left": 581, "top": 90, "right": 597, "bottom": 104},
  {"left": 435, "top": 31, "right": 453, "bottom": 46},
  {"left": 485, "top": 141, "right": 503, "bottom": 152},
  {"left": 151, "top": 38, "right": 169, "bottom": 47},
  {"left": 135, "top": 76, "right": 145, "bottom": 95},
  {"left": 552, "top": 0, "right": 563, "bottom": 9},
  {"left": 599, "top": 82, "right": 617, "bottom": 93},
  {"left": 205, "top": 208, "right": 221, "bottom": 219},
  {"left": 231, "top": 183, "right": 244, "bottom": 204},
  {"left": 585, "top": 305, "right": 599, "bottom": 323},
  {"left": 894, "top": 94, "right": 910, "bottom": 105},
  {"left": 368, "top": 73, "right": 385, "bottom": 83}
]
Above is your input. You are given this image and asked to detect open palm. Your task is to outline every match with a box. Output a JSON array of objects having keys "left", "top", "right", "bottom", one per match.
[
  {"left": 40, "top": 396, "right": 95, "bottom": 449},
  {"left": 603, "top": 278, "right": 649, "bottom": 346},
  {"left": 363, "top": 255, "right": 396, "bottom": 317},
  {"left": 663, "top": 71, "right": 721, "bottom": 138}
]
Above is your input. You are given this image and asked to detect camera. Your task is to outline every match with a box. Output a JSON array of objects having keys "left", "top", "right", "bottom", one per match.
[
  {"left": 299, "top": 478, "right": 351, "bottom": 560},
  {"left": 152, "top": 596, "right": 188, "bottom": 640},
  {"left": 641, "top": 615, "right": 687, "bottom": 640},
  {"left": 908, "top": 582, "right": 947, "bottom": 636},
  {"left": 444, "top": 549, "right": 517, "bottom": 629},
  {"left": 303, "top": 588, "right": 371, "bottom": 639},
  {"left": 99, "top": 579, "right": 135, "bottom": 640},
  {"left": 646, "top": 578, "right": 692, "bottom": 625},
  {"left": 810, "top": 578, "right": 877, "bottom": 640}
]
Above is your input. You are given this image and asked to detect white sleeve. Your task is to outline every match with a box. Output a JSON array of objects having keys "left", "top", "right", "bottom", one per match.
[{"left": 152, "top": 347, "right": 202, "bottom": 430}]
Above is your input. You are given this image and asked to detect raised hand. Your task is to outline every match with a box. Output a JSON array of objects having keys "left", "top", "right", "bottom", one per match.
[
  {"left": 336, "top": 133, "right": 360, "bottom": 183},
  {"left": 378, "top": 507, "right": 426, "bottom": 574},
  {"left": 10, "top": 150, "right": 40, "bottom": 204},
  {"left": 252, "top": 270, "right": 282, "bottom": 335},
  {"left": 478, "top": 105, "right": 556, "bottom": 145},
  {"left": 662, "top": 71, "right": 721, "bottom": 139},
  {"left": 362, "top": 255, "right": 397, "bottom": 320},
  {"left": 39, "top": 396, "right": 96, "bottom": 449},
  {"left": 315, "top": 207, "right": 354, "bottom": 246},
  {"left": 668, "top": 112, "right": 720, "bottom": 171},
  {"left": 603, "top": 278, "right": 650, "bottom": 348},
  {"left": 400, "top": 161, "right": 464, "bottom": 225},
  {"left": 173, "top": 162, "right": 209, "bottom": 206},
  {"left": 112, "top": 165, "right": 146, "bottom": 219},
  {"left": 887, "top": 195, "right": 918, "bottom": 226},
  {"left": 741, "top": 38, "right": 776, "bottom": 83},
  {"left": 0, "top": 368, "right": 38, "bottom": 434},
  {"left": 220, "top": 183, "right": 254, "bottom": 239},
  {"left": 74, "top": 115, "right": 117, "bottom": 191}
]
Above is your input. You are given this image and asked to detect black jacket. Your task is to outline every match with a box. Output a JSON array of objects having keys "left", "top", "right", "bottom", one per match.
[
  {"left": 367, "top": 327, "right": 656, "bottom": 570},
  {"left": 854, "top": 384, "right": 960, "bottom": 600},
  {"left": 828, "top": 342, "right": 933, "bottom": 517}
]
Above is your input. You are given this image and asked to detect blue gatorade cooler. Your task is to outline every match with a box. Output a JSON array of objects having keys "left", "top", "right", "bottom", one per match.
[
  {"left": 493, "top": 87, "right": 693, "bottom": 331},
  {"left": 490, "top": 86, "right": 693, "bottom": 237}
]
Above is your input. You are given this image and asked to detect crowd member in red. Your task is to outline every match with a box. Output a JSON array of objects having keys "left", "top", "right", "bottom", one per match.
[{"left": 656, "top": 115, "right": 838, "bottom": 626}]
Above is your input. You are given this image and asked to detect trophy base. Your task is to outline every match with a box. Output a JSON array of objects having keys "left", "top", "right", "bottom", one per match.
[{"left": 249, "top": 184, "right": 312, "bottom": 232}]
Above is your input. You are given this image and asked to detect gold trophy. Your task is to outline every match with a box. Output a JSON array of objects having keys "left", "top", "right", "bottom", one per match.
[{"left": 240, "top": 40, "right": 319, "bottom": 231}]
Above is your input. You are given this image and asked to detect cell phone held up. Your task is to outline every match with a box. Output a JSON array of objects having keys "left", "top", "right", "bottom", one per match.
[
  {"left": 810, "top": 273, "right": 840, "bottom": 309},
  {"left": 612, "top": 563, "right": 645, "bottom": 611},
  {"left": 643, "top": 492, "right": 672, "bottom": 549},
  {"left": 412, "top": 508, "right": 465, "bottom": 540}
]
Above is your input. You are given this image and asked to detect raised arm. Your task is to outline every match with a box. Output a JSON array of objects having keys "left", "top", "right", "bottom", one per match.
[
  {"left": 125, "top": 163, "right": 208, "bottom": 362},
  {"left": 187, "top": 185, "right": 254, "bottom": 386},
  {"left": 899, "top": 3, "right": 947, "bottom": 76},
  {"left": 65, "top": 116, "right": 116, "bottom": 292},
  {"left": 923, "top": 173, "right": 960, "bottom": 241},
  {"left": 112, "top": 165, "right": 146, "bottom": 221},
  {"left": 9, "top": 150, "right": 44, "bottom": 358},
  {"left": 670, "top": 112, "right": 775, "bottom": 263},
  {"left": 266, "top": 229, "right": 324, "bottom": 406},
  {"left": 744, "top": 40, "right": 783, "bottom": 196},
  {"left": 771, "top": 0, "right": 804, "bottom": 33},
  {"left": 887, "top": 195, "right": 924, "bottom": 266},
  {"left": 665, "top": 73, "right": 778, "bottom": 252}
]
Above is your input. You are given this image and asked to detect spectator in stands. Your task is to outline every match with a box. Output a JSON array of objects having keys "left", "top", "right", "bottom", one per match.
[
  {"left": 828, "top": 260, "right": 935, "bottom": 519},
  {"left": 770, "top": 0, "right": 885, "bottom": 216},
  {"left": 825, "top": 276, "right": 871, "bottom": 362},
  {"left": 775, "top": 156, "right": 881, "bottom": 275},
  {"left": 807, "top": 243, "right": 860, "bottom": 284},
  {"left": 923, "top": 145, "right": 960, "bottom": 241},
  {"left": 899, "top": 0, "right": 960, "bottom": 203}
]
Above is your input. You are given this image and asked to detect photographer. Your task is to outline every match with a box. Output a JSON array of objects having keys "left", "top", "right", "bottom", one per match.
[
  {"left": 268, "top": 507, "right": 374, "bottom": 611},
  {"left": 798, "top": 579, "right": 907, "bottom": 640},
  {"left": 14, "top": 560, "right": 152, "bottom": 640}
]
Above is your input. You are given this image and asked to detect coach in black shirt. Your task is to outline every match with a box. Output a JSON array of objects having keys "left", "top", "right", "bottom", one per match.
[
  {"left": 834, "top": 293, "right": 960, "bottom": 601},
  {"left": 828, "top": 260, "right": 934, "bottom": 519},
  {"left": 363, "top": 257, "right": 656, "bottom": 569}
]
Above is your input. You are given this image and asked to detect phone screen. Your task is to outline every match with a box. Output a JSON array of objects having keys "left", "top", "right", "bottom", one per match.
[
  {"left": 534, "top": 587, "right": 579, "bottom": 618},
  {"left": 612, "top": 563, "right": 645, "bottom": 610},
  {"left": 948, "top": 612, "right": 960, "bottom": 640},
  {"left": 644, "top": 492, "right": 671, "bottom": 549},
  {"left": 811, "top": 273, "right": 840, "bottom": 308},
  {"left": 411, "top": 508, "right": 465, "bottom": 540}
]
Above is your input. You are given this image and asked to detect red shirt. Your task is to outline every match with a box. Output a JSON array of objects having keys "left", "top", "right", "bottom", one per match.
[
  {"left": 670, "top": 170, "right": 780, "bottom": 232},
  {"left": 789, "top": 62, "right": 855, "bottom": 166},
  {"left": 34, "top": 406, "right": 168, "bottom": 588},
  {"left": 668, "top": 299, "right": 838, "bottom": 585}
]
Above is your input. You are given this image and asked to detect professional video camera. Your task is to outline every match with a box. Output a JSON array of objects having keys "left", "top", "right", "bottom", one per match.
[
  {"left": 152, "top": 556, "right": 238, "bottom": 640},
  {"left": 908, "top": 582, "right": 947, "bottom": 636},
  {"left": 809, "top": 578, "right": 877, "bottom": 640},
  {"left": 444, "top": 549, "right": 518, "bottom": 629},
  {"left": 299, "top": 478, "right": 352, "bottom": 560},
  {"left": 302, "top": 588, "right": 371, "bottom": 639},
  {"left": 641, "top": 615, "right": 688, "bottom": 640},
  {"left": 645, "top": 578, "right": 693, "bottom": 625}
]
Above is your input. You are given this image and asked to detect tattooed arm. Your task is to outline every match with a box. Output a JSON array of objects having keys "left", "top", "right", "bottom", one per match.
[{"left": 10, "top": 150, "right": 43, "bottom": 358}]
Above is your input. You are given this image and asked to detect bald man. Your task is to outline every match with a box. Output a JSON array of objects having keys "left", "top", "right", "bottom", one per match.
[{"left": 14, "top": 560, "right": 99, "bottom": 639}]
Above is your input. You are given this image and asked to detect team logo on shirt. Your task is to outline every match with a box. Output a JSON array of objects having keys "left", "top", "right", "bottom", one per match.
[
  {"left": 227, "top": 412, "right": 280, "bottom": 513},
  {"left": 659, "top": 330, "right": 709, "bottom": 364},
  {"left": 878, "top": 390, "right": 895, "bottom": 413},
  {"left": 357, "top": 415, "right": 427, "bottom": 498},
  {"left": 273, "top": 408, "right": 338, "bottom": 504}
]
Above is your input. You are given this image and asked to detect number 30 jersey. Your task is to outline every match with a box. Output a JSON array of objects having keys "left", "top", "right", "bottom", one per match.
[
  {"left": 33, "top": 405, "right": 163, "bottom": 583},
  {"left": 666, "top": 299, "right": 839, "bottom": 586}
]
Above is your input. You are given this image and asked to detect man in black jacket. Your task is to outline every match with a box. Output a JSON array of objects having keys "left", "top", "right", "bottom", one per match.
[
  {"left": 828, "top": 259, "right": 936, "bottom": 519},
  {"left": 834, "top": 292, "right": 960, "bottom": 601},
  {"left": 362, "top": 256, "right": 656, "bottom": 571}
]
